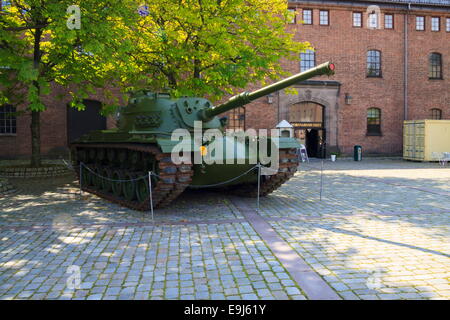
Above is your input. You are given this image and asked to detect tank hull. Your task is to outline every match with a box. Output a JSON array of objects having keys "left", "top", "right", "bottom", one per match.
[{"left": 71, "top": 132, "right": 300, "bottom": 210}]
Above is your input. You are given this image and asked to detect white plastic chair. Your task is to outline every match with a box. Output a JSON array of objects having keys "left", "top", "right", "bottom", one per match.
[
  {"left": 432, "top": 152, "right": 450, "bottom": 166},
  {"left": 298, "top": 144, "right": 309, "bottom": 163},
  {"left": 443, "top": 152, "right": 450, "bottom": 166}
]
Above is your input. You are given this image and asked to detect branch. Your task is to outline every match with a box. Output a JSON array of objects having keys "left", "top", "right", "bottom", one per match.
[{"left": 3, "top": 24, "right": 47, "bottom": 31}]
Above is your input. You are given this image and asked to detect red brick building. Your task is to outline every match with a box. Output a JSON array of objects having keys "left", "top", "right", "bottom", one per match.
[
  {"left": 232, "top": 0, "right": 450, "bottom": 157},
  {"left": 1, "top": 0, "right": 449, "bottom": 159}
]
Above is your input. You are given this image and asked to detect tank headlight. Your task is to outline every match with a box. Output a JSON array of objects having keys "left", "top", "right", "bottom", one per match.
[{"left": 200, "top": 146, "right": 208, "bottom": 156}]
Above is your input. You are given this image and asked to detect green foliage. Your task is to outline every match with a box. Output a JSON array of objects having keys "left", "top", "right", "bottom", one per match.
[
  {"left": 126, "top": 0, "right": 311, "bottom": 101},
  {"left": 0, "top": 0, "right": 311, "bottom": 109},
  {"left": 0, "top": 0, "right": 140, "bottom": 111}
]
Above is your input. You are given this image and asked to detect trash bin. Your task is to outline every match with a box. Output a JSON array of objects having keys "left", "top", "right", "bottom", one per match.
[{"left": 354, "top": 145, "right": 362, "bottom": 161}]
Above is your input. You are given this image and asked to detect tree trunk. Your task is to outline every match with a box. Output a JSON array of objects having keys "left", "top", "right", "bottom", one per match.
[
  {"left": 30, "top": 110, "right": 41, "bottom": 167},
  {"left": 30, "top": 27, "right": 43, "bottom": 167}
]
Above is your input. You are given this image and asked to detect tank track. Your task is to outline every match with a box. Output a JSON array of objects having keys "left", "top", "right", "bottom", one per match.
[
  {"left": 231, "top": 148, "right": 299, "bottom": 197},
  {"left": 71, "top": 143, "right": 193, "bottom": 211}
]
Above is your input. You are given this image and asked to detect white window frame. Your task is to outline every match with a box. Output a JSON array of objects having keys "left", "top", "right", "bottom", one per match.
[
  {"left": 431, "top": 17, "right": 440, "bottom": 32},
  {"left": 303, "top": 9, "right": 312, "bottom": 25},
  {"left": 319, "top": 10, "right": 329, "bottom": 26},
  {"left": 384, "top": 14, "right": 393, "bottom": 29},
  {"left": 416, "top": 16, "right": 425, "bottom": 31},
  {"left": 369, "top": 13, "right": 378, "bottom": 29},
  {"left": 353, "top": 12, "right": 362, "bottom": 27},
  {"left": 287, "top": 8, "right": 296, "bottom": 24}
]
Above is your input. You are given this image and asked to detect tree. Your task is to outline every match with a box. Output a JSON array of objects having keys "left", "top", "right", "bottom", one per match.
[
  {"left": 0, "top": 0, "right": 138, "bottom": 166},
  {"left": 127, "top": 0, "right": 311, "bottom": 100}
]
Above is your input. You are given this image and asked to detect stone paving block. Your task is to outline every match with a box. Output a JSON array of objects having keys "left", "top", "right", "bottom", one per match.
[
  {"left": 272, "top": 291, "right": 289, "bottom": 300},
  {"left": 195, "top": 291, "right": 210, "bottom": 299},
  {"left": 339, "top": 291, "right": 360, "bottom": 300},
  {"left": 224, "top": 288, "right": 239, "bottom": 296},
  {"left": 285, "top": 287, "right": 301, "bottom": 295}
]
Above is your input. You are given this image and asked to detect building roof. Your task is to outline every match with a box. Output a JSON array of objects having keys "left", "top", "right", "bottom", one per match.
[
  {"left": 276, "top": 120, "right": 294, "bottom": 128},
  {"left": 291, "top": 0, "right": 450, "bottom": 7},
  {"left": 360, "top": 0, "right": 450, "bottom": 5}
]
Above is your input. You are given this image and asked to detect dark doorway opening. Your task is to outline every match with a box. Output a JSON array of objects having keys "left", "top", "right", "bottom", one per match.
[
  {"left": 306, "top": 129, "right": 318, "bottom": 157},
  {"left": 305, "top": 129, "right": 326, "bottom": 158},
  {"left": 67, "top": 100, "right": 106, "bottom": 144},
  {"left": 289, "top": 102, "right": 326, "bottom": 158}
]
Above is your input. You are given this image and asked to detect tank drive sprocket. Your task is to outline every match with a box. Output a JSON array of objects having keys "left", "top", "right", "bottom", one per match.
[{"left": 229, "top": 148, "right": 299, "bottom": 197}]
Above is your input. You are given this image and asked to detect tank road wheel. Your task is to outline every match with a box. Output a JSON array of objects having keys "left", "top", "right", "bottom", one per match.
[
  {"left": 107, "top": 149, "right": 116, "bottom": 163},
  {"left": 88, "top": 149, "right": 97, "bottom": 162},
  {"left": 136, "top": 172, "right": 153, "bottom": 203},
  {"left": 118, "top": 150, "right": 127, "bottom": 165},
  {"left": 129, "top": 151, "right": 141, "bottom": 169},
  {"left": 92, "top": 166, "right": 103, "bottom": 189},
  {"left": 96, "top": 148, "right": 105, "bottom": 163},
  {"left": 230, "top": 148, "right": 299, "bottom": 197},
  {"left": 101, "top": 168, "right": 113, "bottom": 192},
  {"left": 123, "top": 172, "right": 137, "bottom": 201},
  {"left": 77, "top": 149, "right": 88, "bottom": 163},
  {"left": 111, "top": 170, "right": 124, "bottom": 197},
  {"left": 80, "top": 164, "right": 92, "bottom": 187}
]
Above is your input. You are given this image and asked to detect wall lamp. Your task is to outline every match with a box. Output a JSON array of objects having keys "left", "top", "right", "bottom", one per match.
[{"left": 345, "top": 93, "right": 353, "bottom": 105}]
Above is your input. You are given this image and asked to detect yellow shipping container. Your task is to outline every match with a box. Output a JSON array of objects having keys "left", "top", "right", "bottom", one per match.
[{"left": 403, "top": 120, "right": 450, "bottom": 161}]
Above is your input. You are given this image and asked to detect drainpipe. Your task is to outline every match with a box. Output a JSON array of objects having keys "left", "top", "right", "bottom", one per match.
[{"left": 404, "top": 2, "right": 410, "bottom": 121}]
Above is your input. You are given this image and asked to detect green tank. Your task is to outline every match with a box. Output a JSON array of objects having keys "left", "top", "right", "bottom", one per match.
[{"left": 71, "top": 62, "right": 335, "bottom": 210}]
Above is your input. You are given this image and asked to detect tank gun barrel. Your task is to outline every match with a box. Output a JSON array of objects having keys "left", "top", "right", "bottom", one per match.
[{"left": 200, "top": 61, "right": 335, "bottom": 120}]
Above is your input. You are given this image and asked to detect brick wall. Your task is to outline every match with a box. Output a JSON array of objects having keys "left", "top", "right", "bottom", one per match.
[
  {"left": 237, "top": 2, "right": 450, "bottom": 155},
  {"left": 0, "top": 84, "right": 123, "bottom": 159}
]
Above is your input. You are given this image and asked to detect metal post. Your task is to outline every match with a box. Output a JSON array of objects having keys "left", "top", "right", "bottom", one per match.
[
  {"left": 320, "top": 160, "right": 324, "bottom": 201},
  {"left": 79, "top": 162, "right": 83, "bottom": 197},
  {"left": 257, "top": 163, "right": 261, "bottom": 210},
  {"left": 148, "top": 171, "right": 154, "bottom": 221}
]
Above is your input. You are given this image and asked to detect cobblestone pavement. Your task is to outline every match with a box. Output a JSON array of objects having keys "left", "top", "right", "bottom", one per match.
[{"left": 0, "top": 159, "right": 449, "bottom": 300}]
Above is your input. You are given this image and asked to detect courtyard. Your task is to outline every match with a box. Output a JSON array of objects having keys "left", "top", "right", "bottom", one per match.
[{"left": 0, "top": 159, "right": 449, "bottom": 300}]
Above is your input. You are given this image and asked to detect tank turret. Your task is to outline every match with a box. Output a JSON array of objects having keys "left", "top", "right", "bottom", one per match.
[
  {"left": 115, "top": 61, "right": 335, "bottom": 133},
  {"left": 71, "top": 61, "right": 336, "bottom": 211}
]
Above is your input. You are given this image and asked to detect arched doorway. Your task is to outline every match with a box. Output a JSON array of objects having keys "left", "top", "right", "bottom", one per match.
[{"left": 289, "top": 102, "right": 326, "bottom": 158}]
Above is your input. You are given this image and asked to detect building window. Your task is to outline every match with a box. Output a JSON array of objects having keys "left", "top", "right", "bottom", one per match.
[
  {"left": 227, "top": 107, "right": 245, "bottom": 131},
  {"left": 302, "top": 9, "right": 312, "bottom": 25},
  {"left": 287, "top": 8, "right": 296, "bottom": 24},
  {"left": 431, "top": 17, "right": 440, "bottom": 31},
  {"left": 429, "top": 53, "right": 442, "bottom": 79},
  {"left": 446, "top": 18, "right": 450, "bottom": 32},
  {"left": 0, "top": 105, "right": 16, "bottom": 135},
  {"left": 300, "top": 50, "right": 316, "bottom": 72},
  {"left": 367, "top": 50, "right": 382, "bottom": 77},
  {"left": 368, "top": 13, "right": 378, "bottom": 28},
  {"left": 367, "top": 108, "right": 381, "bottom": 135},
  {"left": 385, "top": 14, "right": 394, "bottom": 29},
  {"left": 319, "top": 10, "right": 329, "bottom": 25},
  {"left": 353, "top": 12, "right": 362, "bottom": 27},
  {"left": 431, "top": 108, "right": 442, "bottom": 120},
  {"left": 416, "top": 16, "right": 425, "bottom": 30}
]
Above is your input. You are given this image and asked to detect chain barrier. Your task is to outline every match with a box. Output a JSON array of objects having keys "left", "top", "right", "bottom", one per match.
[
  {"left": 149, "top": 164, "right": 261, "bottom": 189},
  {"left": 60, "top": 158, "right": 73, "bottom": 170},
  {"left": 70, "top": 158, "right": 301, "bottom": 215},
  {"left": 74, "top": 162, "right": 268, "bottom": 215}
]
